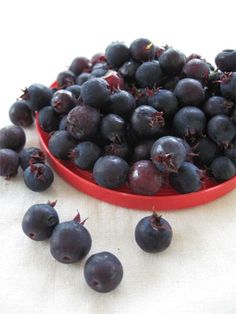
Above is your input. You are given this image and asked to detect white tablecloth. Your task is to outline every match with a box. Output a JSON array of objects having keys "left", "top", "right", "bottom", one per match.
[{"left": 1, "top": 1, "right": 236, "bottom": 313}]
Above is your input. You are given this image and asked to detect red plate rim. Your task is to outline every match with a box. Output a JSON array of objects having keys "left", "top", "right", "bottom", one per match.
[{"left": 35, "top": 113, "right": 236, "bottom": 211}]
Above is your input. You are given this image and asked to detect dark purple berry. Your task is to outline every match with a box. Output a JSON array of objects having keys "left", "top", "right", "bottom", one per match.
[
  {"left": 207, "top": 115, "right": 236, "bottom": 147},
  {"left": 172, "top": 106, "right": 207, "bottom": 140},
  {"left": 81, "top": 78, "right": 110, "bottom": 108},
  {"left": 91, "top": 53, "right": 106, "bottom": 65},
  {"left": 91, "top": 62, "right": 109, "bottom": 78},
  {"left": 232, "top": 109, "right": 236, "bottom": 125},
  {"left": 51, "top": 90, "right": 75, "bottom": 115},
  {"left": 0, "top": 125, "right": 26, "bottom": 152},
  {"left": 182, "top": 58, "right": 209, "bottom": 83},
  {"left": 220, "top": 73, "right": 236, "bottom": 102},
  {"left": 104, "top": 142, "right": 129, "bottom": 159},
  {"left": 210, "top": 156, "right": 236, "bottom": 182},
  {"left": 67, "top": 105, "right": 101, "bottom": 140},
  {"left": 20, "top": 83, "right": 53, "bottom": 111},
  {"left": 48, "top": 130, "right": 77, "bottom": 160},
  {"left": 93, "top": 155, "right": 129, "bottom": 189},
  {"left": 203, "top": 96, "right": 234, "bottom": 117},
  {"left": 66, "top": 85, "right": 81, "bottom": 99},
  {"left": 23, "top": 163, "right": 54, "bottom": 192},
  {"left": 19, "top": 147, "right": 45, "bottom": 170},
  {"left": 151, "top": 136, "right": 187, "bottom": 173},
  {"left": 118, "top": 61, "right": 140, "bottom": 81},
  {"left": 57, "top": 70, "right": 76, "bottom": 88},
  {"left": 169, "top": 162, "right": 202, "bottom": 193},
  {"left": 58, "top": 115, "right": 68, "bottom": 131},
  {"left": 100, "top": 114, "right": 126, "bottom": 143},
  {"left": 135, "top": 212, "right": 173, "bottom": 253},
  {"left": 148, "top": 89, "right": 178, "bottom": 119},
  {"left": 50, "top": 212, "right": 92, "bottom": 264},
  {"left": 0, "top": 148, "right": 19, "bottom": 179},
  {"left": 133, "top": 140, "right": 155, "bottom": 161},
  {"left": 76, "top": 73, "right": 91, "bottom": 85},
  {"left": 105, "top": 42, "right": 130, "bottom": 68},
  {"left": 193, "top": 137, "right": 218, "bottom": 166},
  {"left": 135, "top": 61, "right": 163, "bottom": 88},
  {"left": 107, "top": 90, "right": 136, "bottom": 120},
  {"left": 129, "top": 160, "right": 162, "bottom": 195},
  {"left": 225, "top": 145, "right": 236, "bottom": 166},
  {"left": 9, "top": 100, "right": 33, "bottom": 127},
  {"left": 84, "top": 252, "right": 123, "bottom": 293},
  {"left": 22, "top": 201, "right": 59, "bottom": 241},
  {"left": 38, "top": 106, "right": 60, "bottom": 133},
  {"left": 71, "top": 141, "right": 102, "bottom": 170},
  {"left": 159, "top": 47, "right": 186, "bottom": 76},
  {"left": 131, "top": 105, "right": 165, "bottom": 138},
  {"left": 69, "top": 57, "right": 91, "bottom": 76},
  {"left": 130, "top": 38, "right": 155, "bottom": 62},
  {"left": 215, "top": 49, "right": 236, "bottom": 72},
  {"left": 174, "top": 78, "right": 205, "bottom": 107}
]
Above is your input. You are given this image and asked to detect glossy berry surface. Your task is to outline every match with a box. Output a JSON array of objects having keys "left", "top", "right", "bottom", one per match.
[
  {"left": 105, "top": 42, "right": 130, "bottom": 68},
  {"left": 135, "top": 61, "right": 163, "bottom": 88},
  {"left": 66, "top": 85, "right": 81, "bottom": 99},
  {"left": 148, "top": 89, "right": 178, "bottom": 119},
  {"left": 48, "top": 131, "right": 77, "bottom": 160},
  {"left": 130, "top": 38, "right": 155, "bottom": 62},
  {"left": 84, "top": 251, "right": 123, "bottom": 293},
  {"left": 129, "top": 160, "right": 162, "bottom": 195},
  {"left": 81, "top": 78, "right": 110, "bottom": 108},
  {"left": 9, "top": 100, "right": 33, "bottom": 127},
  {"left": 215, "top": 49, "right": 236, "bottom": 72},
  {"left": 193, "top": 137, "right": 218, "bottom": 166},
  {"left": 108, "top": 90, "right": 136, "bottom": 121},
  {"left": 131, "top": 105, "right": 164, "bottom": 138},
  {"left": 71, "top": 141, "right": 102, "bottom": 170},
  {"left": 220, "top": 73, "right": 236, "bottom": 102},
  {"left": 22, "top": 201, "right": 59, "bottom": 241},
  {"left": 93, "top": 155, "right": 129, "bottom": 189},
  {"left": 0, "top": 148, "right": 19, "bottom": 179},
  {"left": 38, "top": 106, "right": 60, "bottom": 133},
  {"left": 21, "top": 83, "right": 53, "bottom": 111},
  {"left": 51, "top": 90, "right": 75, "bottom": 115},
  {"left": 172, "top": 106, "right": 206, "bottom": 140},
  {"left": 57, "top": 70, "right": 76, "bottom": 88},
  {"left": 207, "top": 115, "right": 236, "bottom": 147},
  {"left": 210, "top": 157, "right": 236, "bottom": 182},
  {"left": 23, "top": 163, "right": 54, "bottom": 192},
  {"left": 182, "top": 58, "right": 209, "bottom": 83},
  {"left": 67, "top": 105, "right": 101, "bottom": 141},
  {"left": 203, "top": 96, "right": 233, "bottom": 117},
  {"left": 100, "top": 114, "right": 126, "bottom": 143},
  {"left": 159, "top": 47, "right": 186, "bottom": 76},
  {"left": 0, "top": 125, "right": 26, "bottom": 152},
  {"left": 69, "top": 57, "right": 91, "bottom": 76},
  {"left": 135, "top": 212, "right": 173, "bottom": 253},
  {"left": 19, "top": 147, "right": 45, "bottom": 170},
  {"left": 50, "top": 212, "right": 92, "bottom": 264},
  {"left": 169, "top": 162, "right": 202, "bottom": 193},
  {"left": 174, "top": 78, "right": 205, "bottom": 107},
  {"left": 151, "top": 136, "right": 186, "bottom": 173},
  {"left": 76, "top": 73, "right": 91, "bottom": 85}
]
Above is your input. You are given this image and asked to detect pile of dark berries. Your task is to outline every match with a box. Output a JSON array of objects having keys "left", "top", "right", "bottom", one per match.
[
  {"left": 22, "top": 200, "right": 172, "bottom": 292},
  {"left": 1, "top": 39, "right": 236, "bottom": 195}
]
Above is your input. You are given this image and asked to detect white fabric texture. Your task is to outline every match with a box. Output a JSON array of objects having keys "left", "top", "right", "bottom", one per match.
[{"left": 1, "top": 1, "right": 236, "bottom": 313}]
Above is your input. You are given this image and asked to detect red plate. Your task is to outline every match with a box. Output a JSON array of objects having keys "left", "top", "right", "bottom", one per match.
[{"left": 35, "top": 116, "right": 236, "bottom": 210}]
